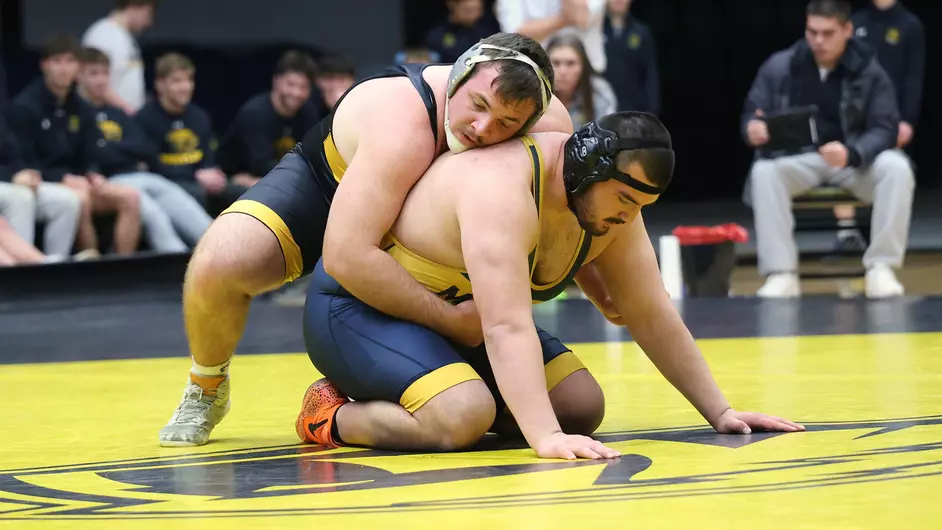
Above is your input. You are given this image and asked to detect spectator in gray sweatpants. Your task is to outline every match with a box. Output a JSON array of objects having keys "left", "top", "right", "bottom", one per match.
[
  {"left": 77, "top": 47, "right": 211, "bottom": 252},
  {"left": 0, "top": 114, "right": 80, "bottom": 258},
  {"left": 741, "top": 0, "right": 913, "bottom": 299}
]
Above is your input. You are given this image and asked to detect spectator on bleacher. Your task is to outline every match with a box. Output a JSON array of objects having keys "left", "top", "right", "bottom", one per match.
[
  {"left": 0, "top": 112, "right": 80, "bottom": 260},
  {"left": 424, "top": 0, "right": 501, "bottom": 63},
  {"left": 547, "top": 34, "right": 617, "bottom": 129},
  {"left": 0, "top": 216, "right": 49, "bottom": 266},
  {"left": 135, "top": 53, "right": 245, "bottom": 216},
  {"left": 495, "top": 0, "right": 608, "bottom": 73},
  {"left": 217, "top": 50, "right": 321, "bottom": 189},
  {"left": 82, "top": 0, "right": 155, "bottom": 115},
  {"left": 7, "top": 35, "right": 141, "bottom": 257},
  {"left": 603, "top": 0, "right": 660, "bottom": 115},
  {"left": 78, "top": 47, "right": 211, "bottom": 252},
  {"left": 742, "top": 0, "right": 913, "bottom": 299},
  {"left": 314, "top": 56, "right": 356, "bottom": 111}
]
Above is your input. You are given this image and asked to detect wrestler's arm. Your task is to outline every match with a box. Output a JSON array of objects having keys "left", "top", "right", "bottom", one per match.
[
  {"left": 322, "top": 96, "right": 465, "bottom": 342},
  {"left": 454, "top": 151, "right": 560, "bottom": 447},
  {"left": 591, "top": 214, "right": 732, "bottom": 426},
  {"left": 593, "top": 216, "right": 805, "bottom": 434}
]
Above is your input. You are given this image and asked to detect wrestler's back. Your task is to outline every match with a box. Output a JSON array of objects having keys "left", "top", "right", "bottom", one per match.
[{"left": 387, "top": 131, "right": 618, "bottom": 300}]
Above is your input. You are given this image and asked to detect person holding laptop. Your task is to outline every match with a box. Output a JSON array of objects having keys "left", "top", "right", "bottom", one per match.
[{"left": 741, "top": 0, "right": 913, "bottom": 299}]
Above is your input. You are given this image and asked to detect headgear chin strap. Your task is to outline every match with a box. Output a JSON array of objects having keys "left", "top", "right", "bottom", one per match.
[
  {"left": 563, "top": 116, "right": 675, "bottom": 199},
  {"left": 444, "top": 42, "right": 553, "bottom": 153}
]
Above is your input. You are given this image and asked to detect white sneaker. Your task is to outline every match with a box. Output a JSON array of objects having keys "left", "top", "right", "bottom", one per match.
[
  {"left": 865, "top": 264, "right": 904, "bottom": 299},
  {"left": 158, "top": 377, "right": 231, "bottom": 447},
  {"left": 757, "top": 273, "right": 801, "bottom": 298}
]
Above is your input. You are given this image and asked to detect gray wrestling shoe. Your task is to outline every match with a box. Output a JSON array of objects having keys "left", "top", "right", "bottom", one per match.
[{"left": 158, "top": 377, "right": 230, "bottom": 447}]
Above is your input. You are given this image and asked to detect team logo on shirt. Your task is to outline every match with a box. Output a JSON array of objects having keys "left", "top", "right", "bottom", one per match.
[
  {"left": 443, "top": 32, "right": 457, "bottom": 48},
  {"left": 885, "top": 27, "right": 900, "bottom": 45},
  {"left": 628, "top": 33, "right": 642, "bottom": 49},
  {"left": 275, "top": 128, "right": 297, "bottom": 159},
  {"left": 68, "top": 115, "right": 80, "bottom": 133},
  {"left": 97, "top": 119, "right": 123, "bottom": 142},
  {"left": 162, "top": 128, "right": 204, "bottom": 165}
]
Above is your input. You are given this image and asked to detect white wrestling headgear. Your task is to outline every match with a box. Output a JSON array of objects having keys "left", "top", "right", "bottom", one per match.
[{"left": 443, "top": 41, "right": 553, "bottom": 153}]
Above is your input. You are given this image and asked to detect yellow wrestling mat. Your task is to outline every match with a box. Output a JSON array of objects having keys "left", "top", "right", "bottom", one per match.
[{"left": 1, "top": 333, "right": 940, "bottom": 529}]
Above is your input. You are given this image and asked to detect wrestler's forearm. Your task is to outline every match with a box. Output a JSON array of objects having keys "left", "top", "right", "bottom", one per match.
[
  {"left": 486, "top": 323, "right": 562, "bottom": 448},
  {"left": 630, "top": 304, "right": 731, "bottom": 426},
  {"left": 332, "top": 247, "right": 454, "bottom": 334}
]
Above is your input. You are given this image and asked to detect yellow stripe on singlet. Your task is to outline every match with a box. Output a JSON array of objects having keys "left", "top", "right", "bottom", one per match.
[
  {"left": 220, "top": 200, "right": 304, "bottom": 283},
  {"left": 522, "top": 134, "right": 592, "bottom": 302},
  {"left": 519, "top": 136, "right": 544, "bottom": 282},
  {"left": 399, "top": 363, "right": 483, "bottom": 413},
  {"left": 544, "top": 351, "right": 587, "bottom": 391},
  {"left": 324, "top": 132, "right": 348, "bottom": 183}
]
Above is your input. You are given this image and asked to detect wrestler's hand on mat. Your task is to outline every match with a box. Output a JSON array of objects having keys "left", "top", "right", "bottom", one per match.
[
  {"left": 712, "top": 408, "right": 805, "bottom": 434},
  {"left": 535, "top": 432, "right": 621, "bottom": 460},
  {"left": 445, "top": 300, "right": 484, "bottom": 347}
]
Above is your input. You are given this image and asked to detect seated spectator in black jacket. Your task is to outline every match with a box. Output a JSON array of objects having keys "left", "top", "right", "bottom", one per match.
[
  {"left": 603, "top": 0, "right": 660, "bottom": 115},
  {"left": 78, "top": 46, "right": 212, "bottom": 252},
  {"left": 7, "top": 34, "right": 140, "bottom": 257},
  {"left": 217, "top": 50, "right": 321, "bottom": 188},
  {"left": 741, "top": 0, "right": 912, "bottom": 300},
  {"left": 424, "top": 0, "right": 501, "bottom": 63},
  {"left": 0, "top": 110, "right": 81, "bottom": 260},
  {"left": 135, "top": 52, "right": 245, "bottom": 216}
]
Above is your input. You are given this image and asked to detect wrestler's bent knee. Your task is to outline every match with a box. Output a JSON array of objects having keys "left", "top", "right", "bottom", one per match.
[
  {"left": 551, "top": 369, "right": 605, "bottom": 436},
  {"left": 414, "top": 380, "right": 496, "bottom": 451},
  {"left": 186, "top": 213, "right": 287, "bottom": 296}
]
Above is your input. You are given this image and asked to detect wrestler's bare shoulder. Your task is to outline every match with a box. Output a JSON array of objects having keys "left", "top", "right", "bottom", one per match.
[
  {"left": 330, "top": 68, "right": 447, "bottom": 158},
  {"left": 334, "top": 66, "right": 446, "bottom": 120}
]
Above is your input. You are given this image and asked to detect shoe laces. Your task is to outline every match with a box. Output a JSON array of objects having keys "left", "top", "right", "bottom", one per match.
[{"left": 169, "top": 384, "right": 217, "bottom": 425}]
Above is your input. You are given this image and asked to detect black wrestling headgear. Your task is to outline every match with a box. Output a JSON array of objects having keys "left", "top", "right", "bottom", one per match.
[{"left": 563, "top": 112, "right": 675, "bottom": 197}]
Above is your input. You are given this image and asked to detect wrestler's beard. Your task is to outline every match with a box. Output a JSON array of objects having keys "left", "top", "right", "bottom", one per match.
[
  {"left": 568, "top": 191, "right": 610, "bottom": 237},
  {"left": 444, "top": 100, "right": 470, "bottom": 153}
]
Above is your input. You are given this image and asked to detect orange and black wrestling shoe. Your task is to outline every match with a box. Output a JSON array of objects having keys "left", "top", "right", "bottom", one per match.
[{"left": 295, "top": 378, "right": 349, "bottom": 448}]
